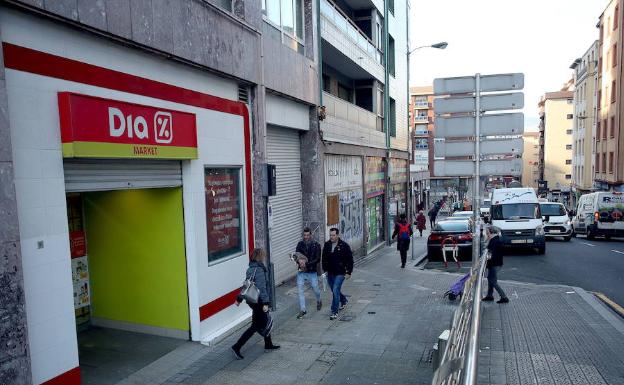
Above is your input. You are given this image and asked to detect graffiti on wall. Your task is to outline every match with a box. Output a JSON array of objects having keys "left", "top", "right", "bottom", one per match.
[{"left": 339, "top": 189, "right": 363, "bottom": 249}]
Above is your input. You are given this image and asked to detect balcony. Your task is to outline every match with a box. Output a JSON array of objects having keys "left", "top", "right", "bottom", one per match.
[
  {"left": 320, "top": 0, "right": 385, "bottom": 82},
  {"left": 413, "top": 100, "right": 430, "bottom": 109},
  {"left": 414, "top": 115, "right": 430, "bottom": 123},
  {"left": 321, "top": 92, "right": 385, "bottom": 148}
]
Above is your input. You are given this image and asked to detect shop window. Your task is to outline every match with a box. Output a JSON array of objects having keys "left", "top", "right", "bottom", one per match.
[{"left": 205, "top": 167, "right": 244, "bottom": 263}]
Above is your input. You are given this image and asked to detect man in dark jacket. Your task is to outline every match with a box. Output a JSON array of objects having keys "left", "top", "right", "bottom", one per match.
[
  {"left": 294, "top": 227, "right": 323, "bottom": 318},
  {"left": 482, "top": 227, "right": 509, "bottom": 304},
  {"left": 322, "top": 228, "right": 354, "bottom": 320},
  {"left": 391, "top": 213, "right": 413, "bottom": 268}
]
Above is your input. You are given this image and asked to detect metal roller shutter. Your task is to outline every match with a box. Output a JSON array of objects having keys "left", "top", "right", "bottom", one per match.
[
  {"left": 267, "top": 126, "right": 303, "bottom": 284},
  {"left": 64, "top": 159, "right": 182, "bottom": 192}
]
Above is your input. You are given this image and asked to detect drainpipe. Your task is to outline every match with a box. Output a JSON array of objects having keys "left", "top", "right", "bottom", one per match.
[
  {"left": 317, "top": 0, "right": 323, "bottom": 106},
  {"left": 384, "top": 0, "right": 391, "bottom": 246},
  {"left": 405, "top": 0, "right": 411, "bottom": 221}
]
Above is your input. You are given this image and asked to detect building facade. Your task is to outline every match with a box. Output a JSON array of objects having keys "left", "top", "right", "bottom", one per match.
[
  {"left": 571, "top": 41, "right": 599, "bottom": 200},
  {"left": 409, "top": 86, "right": 434, "bottom": 212},
  {"left": 538, "top": 86, "right": 574, "bottom": 202},
  {"left": 0, "top": 0, "right": 409, "bottom": 383},
  {"left": 596, "top": 0, "right": 624, "bottom": 191},
  {"left": 522, "top": 132, "right": 540, "bottom": 189}
]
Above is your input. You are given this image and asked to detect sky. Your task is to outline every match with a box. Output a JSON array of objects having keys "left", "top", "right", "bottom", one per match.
[{"left": 409, "top": 0, "right": 610, "bottom": 131}]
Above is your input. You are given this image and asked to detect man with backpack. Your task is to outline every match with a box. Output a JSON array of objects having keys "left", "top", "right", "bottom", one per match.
[{"left": 391, "top": 213, "right": 413, "bottom": 268}]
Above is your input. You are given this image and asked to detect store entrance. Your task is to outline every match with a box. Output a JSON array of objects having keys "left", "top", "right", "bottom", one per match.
[{"left": 66, "top": 188, "right": 190, "bottom": 385}]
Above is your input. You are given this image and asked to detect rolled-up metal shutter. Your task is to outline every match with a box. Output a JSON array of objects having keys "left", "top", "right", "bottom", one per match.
[
  {"left": 267, "top": 126, "right": 303, "bottom": 284},
  {"left": 63, "top": 159, "right": 182, "bottom": 192}
]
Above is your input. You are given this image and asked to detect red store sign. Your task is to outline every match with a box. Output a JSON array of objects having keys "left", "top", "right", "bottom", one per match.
[{"left": 58, "top": 92, "right": 198, "bottom": 159}]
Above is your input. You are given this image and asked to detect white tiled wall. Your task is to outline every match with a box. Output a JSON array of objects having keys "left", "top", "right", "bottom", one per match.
[{"left": 388, "top": 0, "right": 409, "bottom": 152}]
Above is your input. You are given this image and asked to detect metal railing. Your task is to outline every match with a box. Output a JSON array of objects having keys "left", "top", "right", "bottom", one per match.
[{"left": 432, "top": 233, "right": 488, "bottom": 385}]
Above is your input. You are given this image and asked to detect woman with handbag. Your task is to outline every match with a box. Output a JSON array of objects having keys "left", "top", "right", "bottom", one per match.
[{"left": 232, "top": 248, "right": 280, "bottom": 359}]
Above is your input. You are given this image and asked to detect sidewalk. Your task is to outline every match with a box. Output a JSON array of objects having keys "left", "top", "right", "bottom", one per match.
[{"left": 115, "top": 244, "right": 624, "bottom": 385}]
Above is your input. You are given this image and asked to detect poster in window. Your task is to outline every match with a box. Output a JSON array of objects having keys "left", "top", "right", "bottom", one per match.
[
  {"left": 205, "top": 168, "right": 243, "bottom": 262},
  {"left": 72, "top": 256, "right": 90, "bottom": 309}
]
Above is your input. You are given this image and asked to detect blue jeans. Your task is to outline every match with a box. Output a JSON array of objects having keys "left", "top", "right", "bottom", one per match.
[
  {"left": 326, "top": 274, "right": 348, "bottom": 314},
  {"left": 296, "top": 272, "right": 321, "bottom": 311},
  {"left": 487, "top": 266, "right": 507, "bottom": 298}
]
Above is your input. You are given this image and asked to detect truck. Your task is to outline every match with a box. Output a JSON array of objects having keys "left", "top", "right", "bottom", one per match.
[
  {"left": 572, "top": 192, "right": 624, "bottom": 240},
  {"left": 490, "top": 187, "right": 545, "bottom": 254}
]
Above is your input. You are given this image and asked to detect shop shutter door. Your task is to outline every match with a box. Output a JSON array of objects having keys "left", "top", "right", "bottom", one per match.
[
  {"left": 64, "top": 159, "right": 182, "bottom": 192},
  {"left": 267, "top": 126, "right": 303, "bottom": 284}
]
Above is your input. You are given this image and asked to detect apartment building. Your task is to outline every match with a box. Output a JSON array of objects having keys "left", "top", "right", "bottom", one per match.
[
  {"left": 522, "top": 132, "right": 540, "bottom": 189},
  {"left": 596, "top": 0, "right": 624, "bottom": 191},
  {"left": 409, "top": 86, "right": 434, "bottom": 211},
  {"left": 570, "top": 41, "right": 599, "bottom": 200},
  {"left": 538, "top": 85, "right": 575, "bottom": 202}
]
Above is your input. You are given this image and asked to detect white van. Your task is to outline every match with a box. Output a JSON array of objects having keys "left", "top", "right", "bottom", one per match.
[
  {"left": 539, "top": 201, "right": 572, "bottom": 241},
  {"left": 490, "top": 188, "right": 545, "bottom": 254},
  {"left": 572, "top": 192, "right": 624, "bottom": 239},
  {"left": 480, "top": 198, "right": 491, "bottom": 219}
]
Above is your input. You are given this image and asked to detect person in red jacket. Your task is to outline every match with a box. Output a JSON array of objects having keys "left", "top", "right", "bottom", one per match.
[
  {"left": 392, "top": 213, "right": 413, "bottom": 268},
  {"left": 415, "top": 210, "right": 427, "bottom": 237}
]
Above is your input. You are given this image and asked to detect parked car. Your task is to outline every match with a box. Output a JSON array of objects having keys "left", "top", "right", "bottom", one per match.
[
  {"left": 427, "top": 219, "right": 473, "bottom": 261},
  {"left": 572, "top": 192, "right": 624, "bottom": 239},
  {"left": 539, "top": 201, "right": 572, "bottom": 241},
  {"left": 450, "top": 210, "right": 474, "bottom": 219}
]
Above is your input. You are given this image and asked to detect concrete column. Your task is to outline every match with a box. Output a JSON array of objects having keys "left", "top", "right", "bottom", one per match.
[
  {"left": 251, "top": 85, "right": 268, "bottom": 249},
  {"left": 301, "top": 109, "right": 326, "bottom": 244},
  {"left": 0, "top": 25, "right": 33, "bottom": 385}
]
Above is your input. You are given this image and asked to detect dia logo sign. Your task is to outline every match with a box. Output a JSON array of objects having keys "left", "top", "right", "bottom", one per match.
[{"left": 108, "top": 107, "right": 173, "bottom": 143}]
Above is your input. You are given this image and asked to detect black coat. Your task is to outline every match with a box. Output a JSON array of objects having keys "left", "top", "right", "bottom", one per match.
[
  {"left": 295, "top": 240, "right": 321, "bottom": 273},
  {"left": 486, "top": 236, "right": 504, "bottom": 268},
  {"left": 322, "top": 239, "right": 354, "bottom": 276}
]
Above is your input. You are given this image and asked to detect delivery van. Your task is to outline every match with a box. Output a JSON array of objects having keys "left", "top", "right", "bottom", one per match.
[
  {"left": 572, "top": 192, "right": 624, "bottom": 239},
  {"left": 539, "top": 201, "right": 572, "bottom": 241},
  {"left": 490, "top": 187, "right": 545, "bottom": 254}
]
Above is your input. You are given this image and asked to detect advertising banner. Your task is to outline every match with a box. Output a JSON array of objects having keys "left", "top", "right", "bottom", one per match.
[
  {"left": 205, "top": 168, "right": 242, "bottom": 261},
  {"left": 365, "top": 157, "right": 386, "bottom": 198},
  {"left": 58, "top": 92, "right": 198, "bottom": 159}
]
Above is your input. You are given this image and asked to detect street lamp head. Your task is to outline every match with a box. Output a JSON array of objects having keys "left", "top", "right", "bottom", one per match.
[{"left": 431, "top": 42, "right": 448, "bottom": 49}]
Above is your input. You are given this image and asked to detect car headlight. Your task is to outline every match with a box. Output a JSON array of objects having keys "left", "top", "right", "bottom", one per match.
[
  {"left": 535, "top": 226, "right": 545, "bottom": 236},
  {"left": 566, "top": 219, "right": 571, "bottom": 225}
]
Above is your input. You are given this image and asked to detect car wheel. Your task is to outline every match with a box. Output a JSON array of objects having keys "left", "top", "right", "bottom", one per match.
[
  {"left": 571, "top": 228, "right": 577, "bottom": 238},
  {"left": 564, "top": 236, "right": 572, "bottom": 242},
  {"left": 537, "top": 245, "right": 546, "bottom": 255},
  {"left": 587, "top": 230, "right": 595, "bottom": 240},
  {"left": 605, "top": 235, "right": 612, "bottom": 241}
]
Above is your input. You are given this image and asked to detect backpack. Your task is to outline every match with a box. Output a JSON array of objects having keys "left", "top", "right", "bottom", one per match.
[{"left": 398, "top": 222, "right": 410, "bottom": 241}]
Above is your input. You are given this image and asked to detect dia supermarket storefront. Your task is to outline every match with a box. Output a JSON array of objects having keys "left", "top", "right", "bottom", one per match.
[{"left": 2, "top": 9, "right": 255, "bottom": 385}]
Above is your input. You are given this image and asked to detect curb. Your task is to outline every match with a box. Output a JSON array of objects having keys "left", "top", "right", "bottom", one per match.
[
  {"left": 592, "top": 291, "right": 624, "bottom": 319},
  {"left": 413, "top": 252, "right": 428, "bottom": 268}
]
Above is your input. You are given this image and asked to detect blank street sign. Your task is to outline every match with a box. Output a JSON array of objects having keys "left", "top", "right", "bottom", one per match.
[
  {"left": 434, "top": 138, "right": 524, "bottom": 157},
  {"left": 434, "top": 93, "right": 524, "bottom": 114},
  {"left": 435, "top": 113, "right": 524, "bottom": 138},
  {"left": 434, "top": 159, "right": 522, "bottom": 176},
  {"left": 434, "top": 73, "right": 524, "bottom": 95}
]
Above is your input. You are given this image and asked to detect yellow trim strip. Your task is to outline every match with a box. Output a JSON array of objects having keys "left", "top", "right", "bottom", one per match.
[
  {"left": 62, "top": 142, "right": 198, "bottom": 159},
  {"left": 592, "top": 291, "right": 624, "bottom": 318}
]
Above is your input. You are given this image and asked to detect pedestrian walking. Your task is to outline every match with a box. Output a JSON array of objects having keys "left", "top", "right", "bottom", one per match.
[
  {"left": 232, "top": 249, "right": 280, "bottom": 359},
  {"left": 293, "top": 227, "right": 322, "bottom": 319},
  {"left": 428, "top": 207, "right": 438, "bottom": 228},
  {"left": 322, "top": 228, "right": 353, "bottom": 320},
  {"left": 415, "top": 210, "right": 427, "bottom": 237},
  {"left": 482, "top": 227, "right": 509, "bottom": 304},
  {"left": 392, "top": 213, "right": 413, "bottom": 268}
]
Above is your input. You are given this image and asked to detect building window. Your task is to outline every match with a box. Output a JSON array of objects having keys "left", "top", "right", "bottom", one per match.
[
  {"left": 565, "top": 174, "right": 572, "bottom": 180},
  {"left": 615, "top": 5, "right": 620, "bottom": 30},
  {"left": 414, "top": 124, "right": 428, "bottom": 135},
  {"left": 263, "top": 0, "right": 305, "bottom": 53},
  {"left": 566, "top": 144, "right": 572, "bottom": 150},
  {"left": 597, "top": 120, "right": 601, "bottom": 139},
  {"left": 612, "top": 80, "right": 617, "bottom": 102},
  {"left": 205, "top": 167, "right": 243, "bottom": 263},
  {"left": 614, "top": 45, "right": 618, "bottom": 68},
  {"left": 566, "top": 114, "right": 573, "bottom": 119},
  {"left": 415, "top": 138, "right": 428, "bottom": 149},
  {"left": 388, "top": 0, "right": 394, "bottom": 14},
  {"left": 389, "top": 98, "right": 396, "bottom": 137},
  {"left": 596, "top": 153, "right": 600, "bottom": 173},
  {"left": 216, "top": 0, "right": 233, "bottom": 11},
  {"left": 566, "top": 129, "right": 573, "bottom": 134},
  {"left": 388, "top": 35, "right": 395, "bottom": 77},
  {"left": 611, "top": 116, "right": 616, "bottom": 137},
  {"left": 603, "top": 153, "right": 607, "bottom": 173},
  {"left": 597, "top": 89, "right": 602, "bottom": 109},
  {"left": 603, "top": 119, "right": 608, "bottom": 139},
  {"left": 609, "top": 152, "right": 614, "bottom": 173},
  {"left": 567, "top": 99, "right": 573, "bottom": 104},
  {"left": 566, "top": 159, "right": 572, "bottom": 165}
]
